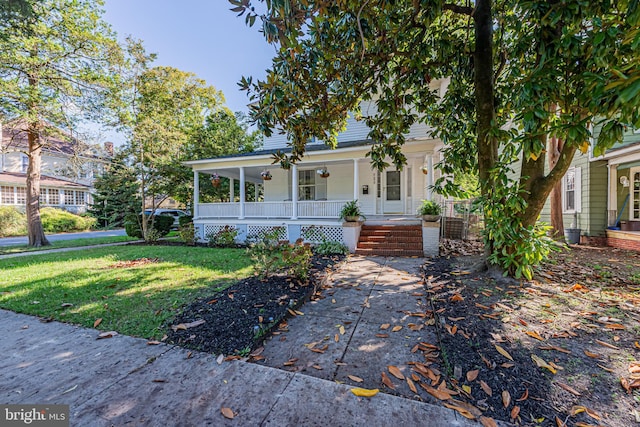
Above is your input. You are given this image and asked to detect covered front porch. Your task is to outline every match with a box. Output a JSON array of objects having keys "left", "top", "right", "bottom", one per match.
[{"left": 186, "top": 139, "right": 443, "bottom": 224}]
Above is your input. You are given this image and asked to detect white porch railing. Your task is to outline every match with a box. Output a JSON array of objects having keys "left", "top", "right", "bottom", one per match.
[
  {"left": 197, "top": 200, "right": 349, "bottom": 219},
  {"left": 198, "top": 202, "right": 239, "bottom": 217},
  {"left": 245, "top": 202, "right": 292, "bottom": 218}
]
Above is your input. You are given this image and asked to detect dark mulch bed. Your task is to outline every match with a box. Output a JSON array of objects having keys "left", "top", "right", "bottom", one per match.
[
  {"left": 166, "top": 255, "right": 344, "bottom": 355},
  {"left": 422, "top": 241, "right": 640, "bottom": 426}
]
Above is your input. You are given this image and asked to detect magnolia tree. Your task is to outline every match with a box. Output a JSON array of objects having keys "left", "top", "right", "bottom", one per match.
[{"left": 232, "top": 0, "right": 640, "bottom": 278}]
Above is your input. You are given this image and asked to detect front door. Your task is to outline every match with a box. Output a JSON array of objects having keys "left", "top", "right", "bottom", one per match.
[{"left": 383, "top": 170, "right": 404, "bottom": 213}]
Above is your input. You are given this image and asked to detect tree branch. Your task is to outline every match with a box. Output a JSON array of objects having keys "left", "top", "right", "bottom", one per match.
[{"left": 443, "top": 3, "right": 474, "bottom": 16}]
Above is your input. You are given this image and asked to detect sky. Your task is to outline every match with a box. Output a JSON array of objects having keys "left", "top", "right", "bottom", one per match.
[{"left": 97, "top": 0, "right": 276, "bottom": 144}]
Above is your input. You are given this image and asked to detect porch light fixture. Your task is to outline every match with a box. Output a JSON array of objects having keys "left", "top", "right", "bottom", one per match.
[
  {"left": 620, "top": 176, "right": 630, "bottom": 187},
  {"left": 317, "top": 165, "right": 330, "bottom": 178}
]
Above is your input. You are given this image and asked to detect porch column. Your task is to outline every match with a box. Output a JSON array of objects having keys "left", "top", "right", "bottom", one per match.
[
  {"left": 292, "top": 164, "right": 298, "bottom": 219},
  {"left": 230, "top": 178, "right": 235, "bottom": 202},
  {"left": 254, "top": 183, "right": 259, "bottom": 201},
  {"left": 353, "top": 158, "right": 359, "bottom": 200},
  {"left": 426, "top": 154, "right": 434, "bottom": 200},
  {"left": 239, "top": 167, "right": 245, "bottom": 219},
  {"left": 193, "top": 171, "right": 199, "bottom": 218}
]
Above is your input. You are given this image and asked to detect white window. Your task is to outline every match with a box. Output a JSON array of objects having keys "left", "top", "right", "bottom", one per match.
[
  {"left": 15, "top": 187, "right": 26, "bottom": 204},
  {"left": 49, "top": 189, "right": 59, "bottom": 205},
  {"left": 562, "top": 167, "right": 581, "bottom": 213},
  {"left": 295, "top": 169, "right": 327, "bottom": 201},
  {"left": 1, "top": 186, "right": 14, "bottom": 204},
  {"left": 21, "top": 155, "right": 29, "bottom": 173}
]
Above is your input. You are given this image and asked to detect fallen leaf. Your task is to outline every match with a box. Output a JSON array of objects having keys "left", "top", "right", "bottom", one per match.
[
  {"left": 502, "top": 390, "right": 511, "bottom": 408},
  {"left": 480, "top": 380, "right": 493, "bottom": 396},
  {"left": 351, "top": 387, "right": 379, "bottom": 397},
  {"left": 450, "top": 293, "right": 464, "bottom": 302},
  {"left": 516, "top": 389, "right": 529, "bottom": 401},
  {"left": 216, "top": 354, "right": 224, "bottom": 365},
  {"left": 594, "top": 339, "right": 619, "bottom": 350},
  {"left": 96, "top": 331, "right": 117, "bottom": 339},
  {"left": 170, "top": 319, "right": 205, "bottom": 332},
  {"left": 479, "top": 416, "right": 498, "bottom": 427},
  {"left": 348, "top": 375, "right": 363, "bottom": 383},
  {"left": 220, "top": 407, "right": 234, "bottom": 419},
  {"left": 531, "top": 354, "right": 556, "bottom": 374},
  {"left": 283, "top": 358, "right": 298, "bottom": 366},
  {"left": 420, "top": 383, "right": 451, "bottom": 400},
  {"left": 511, "top": 405, "right": 520, "bottom": 421},
  {"left": 407, "top": 378, "right": 418, "bottom": 393},
  {"left": 391, "top": 325, "right": 402, "bottom": 332},
  {"left": 494, "top": 344, "right": 514, "bottom": 361},
  {"left": 375, "top": 333, "right": 389, "bottom": 338},
  {"left": 339, "top": 325, "right": 346, "bottom": 335},
  {"left": 604, "top": 323, "right": 625, "bottom": 330},
  {"left": 388, "top": 365, "right": 405, "bottom": 380},
  {"left": 555, "top": 382, "right": 581, "bottom": 396},
  {"left": 462, "top": 385, "right": 472, "bottom": 394},
  {"left": 93, "top": 318, "right": 102, "bottom": 328},
  {"left": 380, "top": 323, "right": 390, "bottom": 330},
  {"left": 583, "top": 349, "right": 602, "bottom": 359},
  {"left": 466, "top": 369, "right": 479, "bottom": 382},
  {"left": 147, "top": 340, "right": 161, "bottom": 345},
  {"left": 381, "top": 372, "right": 395, "bottom": 389},
  {"left": 525, "top": 331, "right": 545, "bottom": 341},
  {"left": 335, "top": 334, "right": 339, "bottom": 342}
]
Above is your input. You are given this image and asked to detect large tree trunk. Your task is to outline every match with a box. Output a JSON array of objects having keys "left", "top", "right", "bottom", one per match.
[
  {"left": 548, "top": 134, "right": 565, "bottom": 240},
  {"left": 26, "top": 120, "right": 49, "bottom": 247},
  {"left": 473, "top": 0, "right": 498, "bottom": 265}
]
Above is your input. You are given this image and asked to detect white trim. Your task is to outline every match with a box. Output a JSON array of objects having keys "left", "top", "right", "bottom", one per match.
[
  {"left": 562, "top": 166, "right": 581, "bottom": 214},
  {"left": 631, "top": 167, "right": 640, "bottom": 220}
]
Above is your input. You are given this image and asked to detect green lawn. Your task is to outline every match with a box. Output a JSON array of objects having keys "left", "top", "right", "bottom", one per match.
[
  {"left": 0, "top": 235, "right": 140, "bottom": 255},
  {"left": 0, "top": 245, "right": 253, "bottom": 339}
]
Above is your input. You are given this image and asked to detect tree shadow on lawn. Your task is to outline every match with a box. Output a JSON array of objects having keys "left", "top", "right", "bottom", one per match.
[
  {"left": 422, "top": 254, "right": 639, "bottom": 427},
  {"left": 0, "top": 246, "right": 253, "bottom": 338}
]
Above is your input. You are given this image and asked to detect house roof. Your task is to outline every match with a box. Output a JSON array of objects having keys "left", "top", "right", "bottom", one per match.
[
  {"left": 189, "top": 139, "right": 374, "bottom": 162},
  {"left": 0, "top": 172, "right": 90, "bottom": 189},
  {"left": 1, "top": 119, "right": 111, "bottom": 161}
]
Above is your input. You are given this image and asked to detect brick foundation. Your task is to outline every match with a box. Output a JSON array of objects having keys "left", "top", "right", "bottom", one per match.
[
  {"left": 607, "top": 237, "right": 640, "bottom": 252},
  {"left": 580, "top": 235, "right": 607, "bottom": 246}
]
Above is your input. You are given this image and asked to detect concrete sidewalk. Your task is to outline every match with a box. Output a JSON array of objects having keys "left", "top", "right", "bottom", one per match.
[{"left": 0, "top": 256, "right": 476, "bottom": 427}]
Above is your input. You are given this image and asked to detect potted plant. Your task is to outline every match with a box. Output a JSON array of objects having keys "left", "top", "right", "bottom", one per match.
[
  {"left": 417, "top": 199, "right": 441, "bottom": 221},
  {"left": 420, "top": 165, "right": 429, "bottom": 175},
  {"left": 210, "top": 172, "right": 221, "bottom": 187},
  {"left": 317, "top": 166, "right": 330, "bottom": 178},
  {"left": 339, "top": 200, "right": 366, "bottom": 222},
  {"left": 261, "top": 170, "right": 272, "bottom": 180}
]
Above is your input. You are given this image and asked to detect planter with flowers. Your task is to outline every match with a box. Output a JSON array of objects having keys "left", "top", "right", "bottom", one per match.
[
  {"left": 210, "top": 172, "right": 221, "bottom": 187},
  {"left": 261, "top": 170, "right": 272, "bottom": 181}
]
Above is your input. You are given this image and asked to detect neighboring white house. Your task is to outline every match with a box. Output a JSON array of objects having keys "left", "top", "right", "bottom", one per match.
[
  {"left": 0, "top": 120, "right": 113, "bottom": 214},
  {"left": 184, "top": 80, "right": 448, "bottom": 256}
]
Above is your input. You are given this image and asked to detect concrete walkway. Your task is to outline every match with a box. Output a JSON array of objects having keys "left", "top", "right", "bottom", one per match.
[{"left": 0, "top": 256, "right": 476, "bottom": 426}]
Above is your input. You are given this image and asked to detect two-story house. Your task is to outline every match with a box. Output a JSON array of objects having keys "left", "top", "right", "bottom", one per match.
[
  {"left": 0, "top": 120, "right": 113, "bottom": 214},
  {"left": 185, "top": 81, "right": 448, "bottom": 257}
]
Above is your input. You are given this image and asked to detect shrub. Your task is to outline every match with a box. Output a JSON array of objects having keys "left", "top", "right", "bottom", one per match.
[
  {"left": 40, "top": 207, "right": 96, "bottom": 233},
  {"left": 0, "top": 206, "right": 26, "bottom": 237},
  {"left": 178, "top": 214, "right": 193, "bottom": 227},
  {"left": 124, "top": 214, "right": 173, "bottom": 239},
  {"left": 339, "top": 200, "right": 366, "bottom": 221},
  {"left": 247, "top": 228, "right": 311, "bottom": 281},
  {"left": 179, "top": 223, "right": 196, "bottom": 245},
  {"left": 314, "top": 240, "right": 349, "bottom": 255},
  {"left": 207, "top": 225, "right": 238, "bottom": 247}
]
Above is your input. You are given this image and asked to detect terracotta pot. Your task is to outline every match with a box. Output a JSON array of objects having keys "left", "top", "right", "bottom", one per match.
[
  {"left": 262, "top": 176, "right": 272, "bottom": 181},
  {"left": 211, "top": 179, "right": 221, "bottom": 187},
  {"left": 319, "top": 173, "right": 330, "bottom": 178}
]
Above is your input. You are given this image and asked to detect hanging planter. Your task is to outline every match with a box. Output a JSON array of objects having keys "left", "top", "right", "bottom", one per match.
[
  {"left": 420, "top": 165, "right": 429, "bottom": 175},
  {"left": 317, "top": 166, "right": 330, "bottom": 178},
  {"left": 261, "top": 170, "right": 272, "bottom": 181},
  {"left": 210, "top": 172, "right": 221, "bottom": 187}
]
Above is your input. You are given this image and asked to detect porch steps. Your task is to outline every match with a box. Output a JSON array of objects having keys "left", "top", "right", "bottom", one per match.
[{"left": 355, "top": 225, "right": 424, "bottom": 257}]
